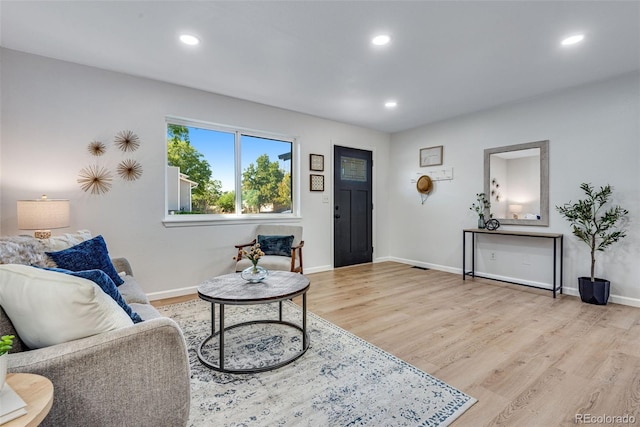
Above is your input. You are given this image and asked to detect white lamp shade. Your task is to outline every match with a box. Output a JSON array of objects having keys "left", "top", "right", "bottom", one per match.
[
  {"left": 17, "top": 198, "right": 70, "bottom": 230},
  {"left": 509, "top": 204, "right": 523, "bottom": 213}
]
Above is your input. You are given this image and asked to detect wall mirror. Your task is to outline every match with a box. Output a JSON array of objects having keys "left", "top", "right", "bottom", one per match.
[{"left": 484, "top": 140, "right": 549, "bottom": 226}]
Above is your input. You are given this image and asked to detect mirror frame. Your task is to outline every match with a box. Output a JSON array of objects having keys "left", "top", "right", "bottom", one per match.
[{"left": 484, "top": 140, "right": 549, "bottom": 226}]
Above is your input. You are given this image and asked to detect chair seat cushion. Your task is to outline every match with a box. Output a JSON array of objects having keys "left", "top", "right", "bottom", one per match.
[{"left": 236, "top": 255, "right": 299, "bottom": 272}]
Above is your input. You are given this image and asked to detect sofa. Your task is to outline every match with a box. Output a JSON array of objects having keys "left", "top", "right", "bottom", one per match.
[{"left": 0, "top": 232, "right": 190, "bottom": 427}]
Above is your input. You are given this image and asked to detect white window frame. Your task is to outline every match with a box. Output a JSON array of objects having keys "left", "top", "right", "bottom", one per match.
[{"left": 163, "top": 116, "right": 301, "bottom": 227}]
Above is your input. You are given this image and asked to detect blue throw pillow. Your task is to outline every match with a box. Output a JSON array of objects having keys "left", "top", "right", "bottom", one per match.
[
  {"left": 46, "top": 235, "right": 124, "bottom": 286},
  {"left": 42, "top": 267, "right": 142, "bottom": 324},
  {"left": 257, "top": 235, "right": 294, "bottom": 257}
]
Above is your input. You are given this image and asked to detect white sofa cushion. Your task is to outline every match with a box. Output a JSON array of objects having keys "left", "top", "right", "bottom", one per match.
[{"left": 0, "top": 264, "right": 133, "bottom": 349}]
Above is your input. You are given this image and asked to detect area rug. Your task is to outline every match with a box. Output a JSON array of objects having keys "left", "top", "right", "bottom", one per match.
[{"left": 158, "top": 299, "right": 476, "bottom": 426}]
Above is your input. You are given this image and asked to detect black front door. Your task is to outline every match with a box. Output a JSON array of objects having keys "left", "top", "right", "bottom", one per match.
[{"left": 333, "top": 145, "right": 373, "bottom": 268}]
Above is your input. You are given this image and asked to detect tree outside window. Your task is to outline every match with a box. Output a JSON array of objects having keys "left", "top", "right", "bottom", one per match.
[{"left": 166, "top": 121, "right": 293, "bottom": 216}]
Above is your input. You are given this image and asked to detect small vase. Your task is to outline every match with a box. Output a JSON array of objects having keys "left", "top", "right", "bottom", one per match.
[
  {"left": 0, "top": 353, "right": 7, "bottom": 391},
  {"left": 478, "top": 216, "right": 486, "bottom": 229},
  {"left": 241, "top": 265, "right": 269, "bottom": 283}
]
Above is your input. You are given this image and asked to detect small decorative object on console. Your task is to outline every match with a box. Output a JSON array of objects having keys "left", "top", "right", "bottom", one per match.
[
  {"left": 469, "top": 193, "right": 491, "bottom": 229},
  {"left": 485, "top": 218, "right": 500, "bottom": 231}
]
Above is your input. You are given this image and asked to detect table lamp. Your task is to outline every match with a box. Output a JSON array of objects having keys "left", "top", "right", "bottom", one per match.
[
  {"left": 509, "top": 204, "right": 523, "bottom": 219},
  {"left": 17, "top": 195, "right": 70, "bottom": 239}
]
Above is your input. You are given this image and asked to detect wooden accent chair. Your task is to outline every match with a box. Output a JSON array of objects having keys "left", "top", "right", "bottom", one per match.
[{"left": 234, "top": 225, "right": 304, "bottom": 274}]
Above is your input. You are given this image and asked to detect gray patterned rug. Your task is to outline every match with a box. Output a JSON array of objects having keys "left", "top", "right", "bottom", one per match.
[{"left": 159, "top": 299, "right": 476, "bottom": 426}]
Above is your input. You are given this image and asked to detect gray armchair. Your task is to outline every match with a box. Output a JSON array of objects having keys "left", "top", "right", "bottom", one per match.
[{"left": 235, "top": 225, "right": 304, "bottom": 274}]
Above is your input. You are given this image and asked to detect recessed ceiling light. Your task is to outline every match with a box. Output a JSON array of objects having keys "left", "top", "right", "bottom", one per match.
[
  {"left": 385, "top": 101, "right": 397, "bottom": 108},
  {"left": 179, "top": 34, "right": 200, "bottom": 46},
  {"left": 561, "top": 34, "right": 584, "bottom": 46},
  {"left": 372, "top": 35, "right": 391, "bottom": 46}
]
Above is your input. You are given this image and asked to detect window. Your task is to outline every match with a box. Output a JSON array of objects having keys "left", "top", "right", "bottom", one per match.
[{"left": 166, "top": 118, "right": 295, "bottom": 218}]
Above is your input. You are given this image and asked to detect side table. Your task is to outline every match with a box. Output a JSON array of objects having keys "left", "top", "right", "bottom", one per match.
[{"left": 4, "top": 373, "right": 53, "bottom": 427}]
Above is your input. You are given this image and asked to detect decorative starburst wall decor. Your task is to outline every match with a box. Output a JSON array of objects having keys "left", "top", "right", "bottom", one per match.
[
  {"left": 117, "top": 159, "right": 143, "bottom": 181},
  {"left": 114, "top": 130, "right": 140, "bottom": 152},
  {"left": 77, "top": 165, "right": 113, "bottom": 195},
  {"left": 88, "top": 140, "right": 107, "bottom": 156}
]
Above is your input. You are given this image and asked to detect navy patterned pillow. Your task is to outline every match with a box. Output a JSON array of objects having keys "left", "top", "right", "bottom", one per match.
[
  {"left": 257, "top": 235, "right": 294, "bottom": 257},
  {"left": 43, "top": 267, "right": 142, "bottom": 324},
  {"left": 45, "top": 235, "right": 124, "bottom": 286}
]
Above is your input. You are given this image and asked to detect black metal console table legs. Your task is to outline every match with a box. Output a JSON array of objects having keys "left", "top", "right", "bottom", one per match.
[{"left": 462, "top": 228, "right": 563, "bottom": 298}]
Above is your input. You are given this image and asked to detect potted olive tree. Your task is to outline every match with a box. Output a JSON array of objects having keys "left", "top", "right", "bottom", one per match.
[{"left": 556, "top": 183, "right": 628, "bottom": 305}]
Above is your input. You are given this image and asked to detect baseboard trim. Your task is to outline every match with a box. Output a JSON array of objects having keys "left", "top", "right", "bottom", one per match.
[
  {"left": 388, "top": 257, "right": 460, "bottom": 275},
  {"left": 147, "top": 285, "right": 198, "bottom": 301},
  {"left": 389, "top": 256, "right": 640, "bottom": 307},
  {"left": 304, "top": 265, "right": 333, "bottom": 274},
  {"left": 147, "top": 259, "right": 640, "bottom": 308}
]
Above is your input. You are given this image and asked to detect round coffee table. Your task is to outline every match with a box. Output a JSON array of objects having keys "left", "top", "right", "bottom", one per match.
[{"left": 197, "top": 271, "right": 310, "bottom": 374}]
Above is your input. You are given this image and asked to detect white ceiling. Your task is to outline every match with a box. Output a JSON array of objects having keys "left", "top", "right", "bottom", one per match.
[{"left": 1, "top": 1, "right": 639, "bottom": 133}]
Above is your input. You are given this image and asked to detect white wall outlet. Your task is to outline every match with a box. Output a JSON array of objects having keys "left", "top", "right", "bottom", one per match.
[
  {"left": 490, "top": 252, "right": 496, "bottom": 261},
  {"left": 322, "top": 195, "right": 329, "bottom": 203}
]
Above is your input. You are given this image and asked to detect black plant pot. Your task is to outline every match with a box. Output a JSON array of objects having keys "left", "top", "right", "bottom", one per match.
[{"left": 578, "top": 277, "right": 610, "bottom": 305}]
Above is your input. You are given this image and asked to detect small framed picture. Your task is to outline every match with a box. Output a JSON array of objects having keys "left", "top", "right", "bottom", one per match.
[
  {"left": 310, "top": 174, "right": 324, "bottom": 192},
  {"left": 310, "top": 154, "right": 324, "bottom": 171},
  {"left": 420, "top": 145, "right": 443, "bottom": 167}
]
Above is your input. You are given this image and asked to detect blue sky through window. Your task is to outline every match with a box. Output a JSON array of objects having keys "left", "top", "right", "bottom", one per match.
[{"left": 187, "top": 128, "right": 291, "bottom": 192}]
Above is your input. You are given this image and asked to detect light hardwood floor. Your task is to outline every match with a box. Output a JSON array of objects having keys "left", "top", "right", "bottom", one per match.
[{"left": 153, "top": 262, "right": 640, "bottom": 426}]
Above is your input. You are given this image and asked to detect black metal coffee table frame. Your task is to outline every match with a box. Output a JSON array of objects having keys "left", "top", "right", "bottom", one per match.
[{"left": 197, "top": 272, "right": 310, "bottom": 374}]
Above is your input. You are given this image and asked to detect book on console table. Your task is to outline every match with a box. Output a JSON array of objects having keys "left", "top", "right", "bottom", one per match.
[{"left": 0, "top": 383, "right": 28, "bottom": 425}]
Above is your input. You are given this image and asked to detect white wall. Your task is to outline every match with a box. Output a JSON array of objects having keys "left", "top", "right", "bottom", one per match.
[
  {"left": 0, "top": 49, "right": 391, "bottom": 299},
  {"left": 389, "top": 72, "right": 640, "bottom": 305}
]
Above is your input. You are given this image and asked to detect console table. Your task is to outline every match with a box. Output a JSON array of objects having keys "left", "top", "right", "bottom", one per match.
[{"left": 462, "top": 228, "right": 563, "bottom": 298}]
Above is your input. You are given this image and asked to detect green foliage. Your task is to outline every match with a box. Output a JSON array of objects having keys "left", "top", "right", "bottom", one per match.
[
  {"left": 167, "top": 139, "right": 212, "bottom": 197},
  {"left": 193, "top": 179, "right": 223, "bottom": 213},
  {"left": 242, "top": 154, "right": 286, "bottom": 212},
  {"left": 276, "top": 172, "right": 292, "bottom": 211},
  {"left": 556, "top": 183, "right": 628, "bottom": 282},
  {"left": 167, "top": 124, "right": 190, "bottom": 144},
  {"left": 469, "top": 193, "right": 491, "bottom": 218},
  {"left": 167, "top": 127, "right": 292, "bottom": 214},
  {"left": 0, "top": 335, "right": 14, "bottom": 355},
  {"left": 167, "top": 125, "right": 221, "bottom": 213},
  {"left": 217, "top": 191, "right": 236, "bottom": 213}
]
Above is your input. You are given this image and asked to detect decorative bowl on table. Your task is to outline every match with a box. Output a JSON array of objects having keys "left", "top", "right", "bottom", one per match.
[{"left": 241, "top": 265, "right": 269, "bottom": 283}]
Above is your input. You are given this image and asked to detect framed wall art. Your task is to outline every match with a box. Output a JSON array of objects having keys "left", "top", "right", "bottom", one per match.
[
  {"left": 420, "top": 145, "right": 443, "bottom": 167},
  {"left": 310, "top": 154, "right": 324, "bottom": 171},
  {"left": 310, "top": 174, "right": 325, "bottom": 191}
]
